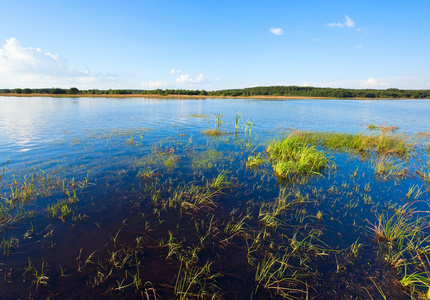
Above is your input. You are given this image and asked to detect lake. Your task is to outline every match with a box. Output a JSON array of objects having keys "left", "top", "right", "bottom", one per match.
[{"left": 0, "top": 96, "right": 429, "bottom": 299}]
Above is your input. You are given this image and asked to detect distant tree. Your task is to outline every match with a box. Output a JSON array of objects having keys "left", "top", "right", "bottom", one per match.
[
  {"left": 50, "top": 88, "right": 67, "bottom": 94},
  {"left": 67, "top": 87, "right": 80, "bottom": 94}
]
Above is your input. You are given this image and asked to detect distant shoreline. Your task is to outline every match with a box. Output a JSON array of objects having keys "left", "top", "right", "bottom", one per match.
[{"left": 0, "top": 93, "right": 427, "bottom": 100}]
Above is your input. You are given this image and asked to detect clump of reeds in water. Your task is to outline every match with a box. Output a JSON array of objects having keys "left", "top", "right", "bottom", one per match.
[
  {"left": 266, "top": 135, "right": 331, "bottom": 178},
  {"left": 202, "top": 113, "right": 224, "bottom": 136},
  {"left": 289, "top": 130, "right": 413, "bottom": 156},
  {"left": 246, "top": 153, "right": 265, "bottom": 169}
]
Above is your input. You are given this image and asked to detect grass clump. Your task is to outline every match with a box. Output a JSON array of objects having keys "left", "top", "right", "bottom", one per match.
[
  {"left": 192, "top": 149, "right": 222, "bottom": 170},
  {"left": 164, "top": 155, "right": 179, "bottom": 170},
  {"left": 246, "top": 153, "right": 266, "bottom": 169},
  {"left": 137, "top": 167, "right": 155, "bottom": 179},
  {"left": 368, "top": 123, "right": 399, "bottom": 132},
  {"left": 210, "top": 171, "right": 231, "bottom": 191},
  {"left": 291, "top": 130, "right": 413, "bottom": 156},
  {"left": 46, "top": 197, "right": 78, "bottom": 220},
  {"left": 266, "top": 135, "right": 331, "bottom": 178},
  {"left": 202, "top": 129, "right": 223, "bottom": 136},
  {"left": 202, "top": 113, "right": 224, "bottom": 136},
  {"left": 372, "top": 156, "right": 407, "bottom": 179}
]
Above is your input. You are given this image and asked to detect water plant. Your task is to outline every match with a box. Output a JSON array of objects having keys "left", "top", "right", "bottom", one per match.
[
  {"left": 244, "top": 120, "right": 255, "bottom": 137},
  {"left": 252, "top": 252, "right": 305, "bottom": 299},
  {"left": 266, "top": 134, "right": 331, "bottom": 179},
  {"left": 289, "top": 130, "right": 413, "bottom": 156},
  {"left": 137, "top": 166, "right": 155, "bottom": 179},
  {"left": 2, "top": 237, "right": 19, "bottom": 256},
  {"left": 246, "top": 153, "right": 266, "bottom": 169},
  {"left": 174, "top": 260, "right": 219, "bottom": 299},
  {"left": 372, "top": 156, "right": 407, "bottom": 178},
  {"left": 191, "top": 149, "right": 222, "bottom": 171},
  {"left": 214, "top": 113, "right": 222, "bottom": 131},
  {"left": 235, "top": 111, "right": 241, "bottom": 133},
  {"left": 210, "top": 170, "right": 231, "bottom": 191}
]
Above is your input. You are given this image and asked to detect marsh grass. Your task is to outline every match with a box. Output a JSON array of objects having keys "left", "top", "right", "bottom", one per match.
[
  {"left": 417, "top": 161, "right": 430, "bottom": 184},
  {"left": 372, "top": 156, "right": 407, "bottom": 179},
  {"left": 368, "top": 124, "right": 399, "bottom": 132},
  {"left": 202, "top": 129, "right": 223, "bottom": 136},
  {"left": 158, "top": 183, "right": 217, "bottom": 215},
  {"left": 291, "top": 130, "right": 413, "bottom": 156},
  {"left": 247, "top": 153, "right": 266, "bottom": 169},
  {"left": 252, "top": 252, "right": 305, "bottom": 299},
  {"left": 174, "top": 260, "right": 220, "bottom": 299},
  {"left": 2, "top": 237, "right": 19, "bottom": 256},
  {"left": 267, "top": 135, "right": 331, "bottom": 179},
  {"left": 137, "top": 166, "right": 155, "bottom": 179},
  {"left": 210, "top": 171, "right": 231, "bottom": 191},
  {"left": 3, "top": 122, "right": 430, "bottom": 299},
  {"left": 235, "top": 111, "right": 241, "bottom": 133},
  {"left": 46, "top": 196, "right": 78, "bottom": 220},
  {"left": 191, "top": 149, "right": 222, "bottom": 171}
]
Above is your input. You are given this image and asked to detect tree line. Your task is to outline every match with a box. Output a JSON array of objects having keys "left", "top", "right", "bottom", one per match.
[{"left": 1, "top": 86, "right": 429, "bottom": 99}]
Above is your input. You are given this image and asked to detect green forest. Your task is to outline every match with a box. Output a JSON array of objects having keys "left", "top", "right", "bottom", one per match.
[{"left": 1, "top": 86, "right": 430, "bottom": 99}]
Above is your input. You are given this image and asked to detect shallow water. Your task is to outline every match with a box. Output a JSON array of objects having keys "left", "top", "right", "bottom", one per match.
[
  {"left": 2, "top": 97, "right": 430, "bottom": 158},
  {"left": 0, "top": 96, "right": 429, "bottom": 299}
]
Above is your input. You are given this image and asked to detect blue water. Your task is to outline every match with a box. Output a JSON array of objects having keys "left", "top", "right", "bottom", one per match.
[
  {"left": 1, "top": 97, "right": 429, "bottom": 164},
  {"left": 0, "top": 96, "right": 429, "bottom": 299}
]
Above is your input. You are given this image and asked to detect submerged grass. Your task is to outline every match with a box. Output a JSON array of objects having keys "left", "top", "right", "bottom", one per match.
[
  {"left": 247, "top": 153, "right": 266, "bottom": 169},
  {"left": 191, "top": 149, "right": 222, "bottom": 171}
]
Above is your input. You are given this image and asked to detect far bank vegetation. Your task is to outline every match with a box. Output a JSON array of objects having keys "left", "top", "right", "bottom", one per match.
[{"left": 1, "top": 85, "right": 430, "bottom": 99}]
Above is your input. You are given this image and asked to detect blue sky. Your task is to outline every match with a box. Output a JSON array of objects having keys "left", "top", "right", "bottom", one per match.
[{"left": 0, "top": 0, "right": 429, "bottom": 90}]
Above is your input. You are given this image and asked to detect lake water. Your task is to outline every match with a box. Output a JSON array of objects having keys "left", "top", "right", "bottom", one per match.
[{"left": 0, "top": 96, "right": 429, "bottom": 299}]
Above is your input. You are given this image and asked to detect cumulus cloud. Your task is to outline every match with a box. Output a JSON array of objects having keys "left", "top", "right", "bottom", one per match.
[
  {"left": 170, "top": 68, "right": 181, "bottom": 74},
  {"left": 361, "top": 77, "right": 389, "bottom": 88},
  {"left": 0, "top": 38, "right": 116, "bottom": 86},
  {"left": 141, "top": 80, "right": 168, "bottom": 88},
  {"left": 0, "top": 38, "right": 70, "bottom": 74},
  {"left": 269, "top": 28, "right": 284, "bottom": 35},
  {"left": 328, "top": 15, "right": 355, "bottom": 28},
  {"left": 176, "top": 73, "right": 204, "bottom": 84}
]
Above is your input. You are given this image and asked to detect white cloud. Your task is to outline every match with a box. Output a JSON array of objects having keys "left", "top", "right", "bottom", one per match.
[
  {"left": 0, "top": 38, "right": 70, "bottom": 74},
  {"left": 0, "top": 38, "right": 116, "bottom": 87},
  {"left": 269, "top": 28, "right": 284, "bottom": 36},
  {"left": 354, "top": 44, "right": 362, "bottom": 48},
  {"left": 170, "top": 68, "right": 181, "bottom": 74},
  {"left": 361, "top": 77, "right": 389, "bottom": 88},
  {"left": 176, "top": 73, "right": 204, "bottom": 84},
  {"left": 141, "top": 80, "right": 168, "bottom": 88},
  {"left": 328, "top": 15, "right": 355, "bottom": 28},
  {"left": 301, "top": 82, "right": 310, "bottom": 87}
]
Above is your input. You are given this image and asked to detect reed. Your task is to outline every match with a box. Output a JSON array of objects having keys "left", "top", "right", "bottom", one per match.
[
  {"left": 235, "top": 111, "right": 241, "bottom": 133},
  {"left": 372, "top": 156, "right": 407, "bottom": 178},
  {"left": 289, "top": 130, "right": 413, "bottom": 156},
  {"left": 267, "top": 135, "right": 331, "bottom": 178},
  {"left": 210, "top": 170, "right": 231, "bottom": 191},
  {"left": 252, "top": 252, "right": 304, "bottom": 299},
  {"left": 174, "top": 260, "right": 219, "bottom": 299},
  {"left": 246, "top": 153, "right": 266, "bottom": 169}
]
